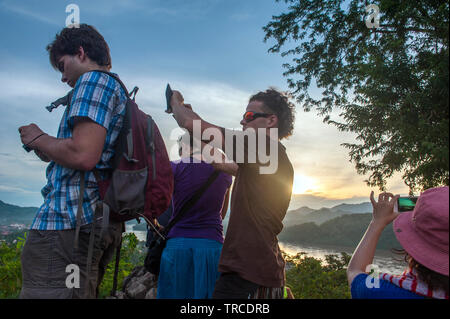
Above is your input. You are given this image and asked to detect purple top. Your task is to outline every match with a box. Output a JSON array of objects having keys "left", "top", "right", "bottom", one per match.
[{"left": 167, "top": 159, "right": 233, "bottom": 244}]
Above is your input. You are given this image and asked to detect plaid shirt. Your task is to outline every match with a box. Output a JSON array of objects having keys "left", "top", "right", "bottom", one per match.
[{"left": 31, "top": 71, "right": 127, "bottom": 230}]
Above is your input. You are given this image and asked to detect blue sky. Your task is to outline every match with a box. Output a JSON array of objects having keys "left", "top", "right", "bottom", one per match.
[{"left": 0, "top": 0, "right": 409, "bottom": 209}]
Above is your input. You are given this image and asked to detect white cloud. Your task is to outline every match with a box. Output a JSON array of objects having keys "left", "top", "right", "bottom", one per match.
[
  {"left": 0, "top": 185, "right": 40, "bottom": 194},
  {"left": 0, "top": 71, "right": 66, "bottom": 102}
]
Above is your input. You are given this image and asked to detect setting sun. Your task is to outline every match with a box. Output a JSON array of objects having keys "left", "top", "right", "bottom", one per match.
[{"left": 292, "top": 174, "right": 318, "bottom": 194}]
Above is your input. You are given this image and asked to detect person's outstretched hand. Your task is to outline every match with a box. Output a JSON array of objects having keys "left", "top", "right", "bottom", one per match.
[
  {"left": 370, "top": 191, "right": 400, "bottom": 227},
  {"left": 170, "top": 90, "right": 184, "bottom": 108},
  {"left": 170, "top": 90, "right": 199, "bottom": 130}
]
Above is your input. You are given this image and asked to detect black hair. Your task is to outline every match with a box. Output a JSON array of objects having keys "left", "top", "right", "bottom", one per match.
[
  {"left": 393, "top": 249, "right": 449, "bottom": 295},
  {"left": 249, "top": 88, "right": 296, "bottom": 139},
  {"left": 46, "top": 24, "right": 111, "bottom": 70}
]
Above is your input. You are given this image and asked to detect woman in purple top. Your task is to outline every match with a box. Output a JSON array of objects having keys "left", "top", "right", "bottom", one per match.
[{"left": 157, "top": 134, "right": 238, "bottom": 299}]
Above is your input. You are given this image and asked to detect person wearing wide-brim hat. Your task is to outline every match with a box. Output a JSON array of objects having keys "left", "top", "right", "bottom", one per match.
[{"left": 347, "top": 186, "right": 449, "bottom": 299}]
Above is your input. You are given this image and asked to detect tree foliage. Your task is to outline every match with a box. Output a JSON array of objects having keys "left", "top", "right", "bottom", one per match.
[
  {"left": 0, "top": 232, "right": 144, "bottom": 299},
  {"left": 0, "top": 232, "right": 27, "bottom": 298},
  {"left": 1, "top": 231, "right": 356, "bottom": 299},
  {"left": 97, "top": 233, "right": 145, "bottom": 298},
  {"left": 264, "top": 0, "right": 449, "bottom": 192},
  {"left": 284, "top": 251, "right": 351, "bottom": 298}
]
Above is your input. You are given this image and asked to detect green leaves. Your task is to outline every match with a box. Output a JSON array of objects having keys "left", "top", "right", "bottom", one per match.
[
  {"left": 1, "top": 231, "right": 358, "bottom": 299},
  {"left": 264, "top": 0, "right": 449, "bottom": 192},
  {"left": 97, "top": 232, "right": 145, "bottom": 298},
  {"left": 284, "top": 251, "right": 352, "bottom": 299},
  {"left": 0, "top": 238, "right": 24, "bottom": 298},
  {"left": 0, "top": 231, "right": 146, "bottom": 299}
]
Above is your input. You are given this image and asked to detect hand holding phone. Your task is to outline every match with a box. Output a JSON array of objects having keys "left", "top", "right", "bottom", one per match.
[{"left": 370, "top": 191, "right": 400, "bottom": 227}]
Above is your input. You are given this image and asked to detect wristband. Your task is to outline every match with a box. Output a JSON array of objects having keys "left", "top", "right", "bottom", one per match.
[{"left": 23, "top": 133, "right": 46, "bottom": 152}]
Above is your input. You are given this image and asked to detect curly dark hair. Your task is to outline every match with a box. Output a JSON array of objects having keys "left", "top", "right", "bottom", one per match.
[
  {"left": 46, "top": 24, "right": 111, "bottom": 70},
  {"left": 249, "top": 88, "right": 296, "bottom": 139},
  {"left": 393, "top": 249, "right": 449, "bottom": 296}
]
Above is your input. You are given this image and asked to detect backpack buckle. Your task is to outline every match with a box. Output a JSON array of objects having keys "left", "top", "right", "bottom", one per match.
[
  {"left": 129, "top": 86, "right": 139, "bottom": 101},
  {"left": 123, "top": 152, "right": 139, "bottom": 163}
]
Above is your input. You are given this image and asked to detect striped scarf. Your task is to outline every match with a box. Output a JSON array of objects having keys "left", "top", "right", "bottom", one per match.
[{"left": 380, "top": 268, "right": 449, "bottom": 299}]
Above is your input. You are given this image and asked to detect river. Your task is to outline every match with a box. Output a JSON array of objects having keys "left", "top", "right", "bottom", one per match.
[
  {"left": 125, "top": 225, "right": 407, "bottom": 275},
  {"left": 278, "top": 242, "right": 406, "bottom": 274}
]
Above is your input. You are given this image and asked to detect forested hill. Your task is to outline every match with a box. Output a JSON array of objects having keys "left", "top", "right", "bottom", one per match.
[
  {"left": 283, "top": 202, "right": 373, "bottom": 226},
  {"left": 279, "top": 213, "right": 401, "bottom": 250},
  {"left": 0, "top": 200, "right": 37, "bottom": 226}
]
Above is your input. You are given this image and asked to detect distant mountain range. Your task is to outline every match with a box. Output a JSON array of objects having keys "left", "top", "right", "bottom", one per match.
[
  {"left": 0, "top": 200, "right": 38, "bottom": 226},
  {"left": 0, "top": 199, "right": 372, "bottom": 229},
  {"left": 278, "top": 202, "right": 402, "bottom": 250},
  {"left": 288, "top": 194, "right": 369, "bottom": 211},
  {"left": 283, "top": 202, "right": 373, "bottom": 226},
  {"left": 279, "top": 213, "right": 401, "bottom": 250},
  {"left": 1, "top": 199, "right": 399, "bottom": 251}
]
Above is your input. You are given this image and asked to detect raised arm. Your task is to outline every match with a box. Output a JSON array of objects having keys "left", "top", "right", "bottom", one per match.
[
  {"left": 346, "top": 192, "right": 400, "bottom": 285},
  {"left": 198, "top": 140, "right": 238, "bottom": 176},
  {"left": 170, "top": 91, "right": 226, "bottom": 150}
]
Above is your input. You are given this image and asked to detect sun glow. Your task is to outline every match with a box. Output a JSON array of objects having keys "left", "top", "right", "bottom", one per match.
[{"left": 292, "top": 174, "right": 318, "bottom": 195}]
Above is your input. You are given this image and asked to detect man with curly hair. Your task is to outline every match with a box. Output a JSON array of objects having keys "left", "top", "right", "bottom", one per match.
[{"left": 169, "top": 88, "right": 296, "bottom": 299}]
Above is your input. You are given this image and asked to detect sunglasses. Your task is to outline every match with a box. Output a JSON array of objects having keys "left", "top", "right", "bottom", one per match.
[{"left": 242, "top": 111, "right": 273, "bottom": 123}]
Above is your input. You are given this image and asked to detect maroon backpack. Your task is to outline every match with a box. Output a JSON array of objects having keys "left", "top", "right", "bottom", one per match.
[{"left": 93, "top": 71, "right": 173, "bottom": 223}]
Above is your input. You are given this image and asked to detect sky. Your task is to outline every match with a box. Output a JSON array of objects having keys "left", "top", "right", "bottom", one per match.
[{"left": 0, "top": 0, "right": 410, "bottom": 210}]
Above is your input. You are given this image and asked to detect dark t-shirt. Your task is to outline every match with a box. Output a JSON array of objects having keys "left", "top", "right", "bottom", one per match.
[{"left": 218, "top": 128, "right": 294, "bottom": 287}]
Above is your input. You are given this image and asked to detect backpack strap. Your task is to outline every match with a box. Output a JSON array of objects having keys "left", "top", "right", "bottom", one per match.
[
  {"left": 92, "top": 70, "right": 130, "bottom": 98},
  {"left": 91, "top": 169, "right": 120, "bottom": 297},
  {"left": 73, "top": 171, "right": 97, "bottom": 298},
  {"left": 147, "top": 116, "right": 157, "bottom": 181},
  {"left": 161, "top": 170, "right": 220, "bottom": 238},
  {"left": 111, "top": 236, "right": 122, "bottom": 296},
  {"left": 93, "top": 70, "right": 140, "bottom": 165},
  {"left": 73, "top": 172, "right": 86, "bottom": 250}
]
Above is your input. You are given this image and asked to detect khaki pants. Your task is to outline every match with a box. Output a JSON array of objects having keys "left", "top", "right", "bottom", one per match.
[{"left": 20, "top": 219, "right": 123, "bottom": 299}]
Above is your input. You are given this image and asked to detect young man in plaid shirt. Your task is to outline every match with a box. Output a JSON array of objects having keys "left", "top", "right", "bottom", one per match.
[{"left": 18, "top": 24, "right": 127, "bottom": 299}]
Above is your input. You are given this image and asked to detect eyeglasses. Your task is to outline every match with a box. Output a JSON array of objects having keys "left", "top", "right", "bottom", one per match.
[{"left": 242, "top": 111, "right": 273, "bottom": 123}]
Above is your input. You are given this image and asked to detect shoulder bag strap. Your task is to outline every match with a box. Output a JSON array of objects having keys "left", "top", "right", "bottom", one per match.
[
  {"left": 92, "top": 70, "right": 130, "bottom": 97},
  {"left": 163, "top": 170, "right": 220, "bottom": 235}
]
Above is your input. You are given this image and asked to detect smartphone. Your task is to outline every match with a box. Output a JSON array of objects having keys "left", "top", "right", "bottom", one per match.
[
  {"left": 165, "top": 83, "right": 173, "bottom": 113},
  {"left": 394, "top": 196, "right": 418, "bottom": 213}
]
